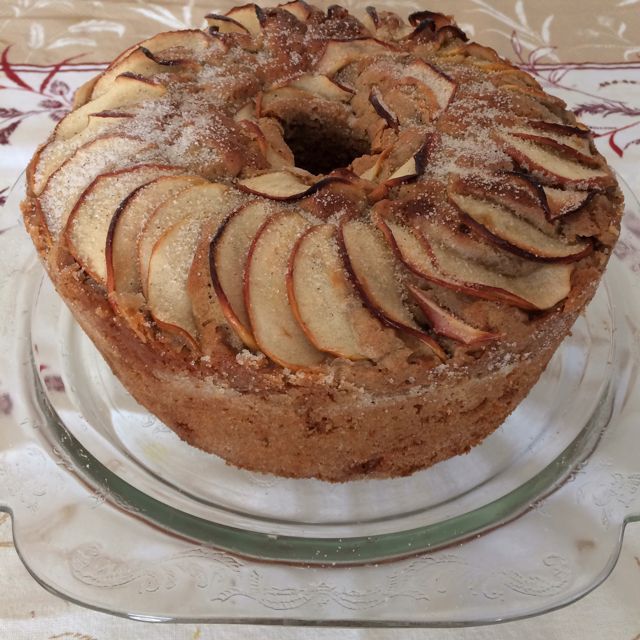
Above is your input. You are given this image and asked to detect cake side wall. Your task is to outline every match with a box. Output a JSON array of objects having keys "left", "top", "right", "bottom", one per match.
[{"left": 23, "top": 192, "right": 581, "bottom": 481}]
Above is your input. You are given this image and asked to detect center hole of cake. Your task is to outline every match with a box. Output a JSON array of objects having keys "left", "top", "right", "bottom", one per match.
[{"left": 281, "top": 114, "right": 370, "bottom": 176}]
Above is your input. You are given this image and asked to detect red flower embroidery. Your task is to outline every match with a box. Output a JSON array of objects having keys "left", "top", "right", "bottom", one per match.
[{"left": 0, "top": 46, "right": 74, "bottom": 142}]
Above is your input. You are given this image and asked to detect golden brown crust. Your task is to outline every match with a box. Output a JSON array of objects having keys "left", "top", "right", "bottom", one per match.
[
  {"left": 23, "top": 192, "right": 604, "bottom": 481},
  {"left": 22, "top": 3, "right": 624, "bottom": 481}
]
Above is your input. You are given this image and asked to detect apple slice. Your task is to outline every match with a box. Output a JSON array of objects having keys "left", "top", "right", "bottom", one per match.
[
  {"left": 225, "top": 4, "right": 263, "bottom": 35},
  {"left": 239, "top": 119, "right": 293, "bottom": 170},
  {"left": 288, "top": 224, "right": 379, "bottom": 360},
  {"left": 407, "top": 285, "right": 502, "bottom": 345},
  {"left": 65, "top": 164, "right": 181, "bottom": 284},
  {"left": 358, "top": 147, "right": 392, "bottom": 182},
  {"left": 287, "top": 74, "right": 354, "bottom": 102},
  {"left": 384, "top": 136, "right": 434, "bottom": 186},
  {"left": 449, "top": 173, "right": 548, "bottom": 224},
  {"left": 279, "top": 0, "right": 313, "bottom": 22},
  {"left": 369, "top": 86, "right": 399, "bottom": 129},
  {"left": 55, "top": 74, "right": 166, "bottom": 141},
  {"left": 385, "top": 156, "right": 419, "bottom": 185},
  {"left": 146, "top": 184, "right": 239, "bottom": 343},
  {"left": 73, "top": 77, "right": 98, "bottom": 108},
  {"left": 499, "top": 83, "right": 565, "bottom": 113},
  {"left": 315, "top": 38, "right": 398, "bottom": 77},
  {"left": 206, "top": 13, "right": 251, "bottom": 34},
  {"left": 237, "top": 171, "right": 350, "bottom": 200},
  {"left": 138, "top": 46, "right": 199, "bottom": 68},
  {"left": 91, "top": 30, "right": 216, "bottom": 99},
  {"left": 258, "top": 118, "right": 296, "bottom": 169},
  {"left": 244, "top": 212, "right": 324, "bottom": 369},
  {"left": 257, "top": 86, "right": 310, "bottom": 117},
  {"left": 379, "top": 217, "right": 573, "bottom": 310},
  {"left": 138, "top": 182, "right": 239, "bottom": 298},
  {"left": 186, "top": 218, "right": 242, "bottom": 354},
  {"left": 508, "top": 132, "right": 600, "bottom": 168},
  {"left": 234, "top": 101, "right": 257, "bottom": 122},
  {"left": 449, "top": 191, "right": 592, "bottom": 262},
  {"left": 147, "top": 217, "right": 208, "bottom": 344},
  {"left": 422, "top": 230, "right": 571, "bottom": 310},
  {"left": 543, "top": 186, "right": 594, "bottom": 220},
  {"left": 31, "top": 111, "right": 132, "bottom": 195},
  {"left": 39, "top": 135, "right": 152, "bottom": 237},
  {"left": 495, "top": 131, "right": 614, "bottom": 188},
  {"left": 210, "top": 201, "right": 274, "bottom": 349},
  {"left": 513, "top": 120, "right": 592, "bottom": 155},
  {"left": 401, "top": 60, "right": 456, "bottom": 115},
  {"left": 449, "top": 172, "right": 593, "bottom": 226},
  {"left": 106, "top": 174, "right": 207, "bottom": 298},
  {"left": 361, "top": 5, "right": 379, "bottom": 32},
  {"left": 92, "top": 48, "right": 184, "bottom": 94},
  {"left": 238, "top": 119, "right": 269, "bottom": 152},
  {"left": 338, "top": 219, "right": 446, "bottom": 360}
]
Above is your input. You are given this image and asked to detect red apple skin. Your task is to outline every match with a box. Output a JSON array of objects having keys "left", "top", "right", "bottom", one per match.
[
  {"left": 510, "top": 132, "right": 601, "bottom": 168},
  {"left": 408, "top": 284, "right": 503, "bottom": 345},
  {"left": 208, "top": 205, "right": 261, "bottom": 350},
  {"left": 383, "top": 134, "right": 437, "bottom": 190},
  {"left": 453, "top": 208, "right": 594, "bottom": 264},
  {"left": 494, "top": 132, "right": 615, "bottom": 189},
  {"left": 205, "top": 13, "right": 251, "bottom": 34},
  {"left": 375, "top": 216, "right": 542, "bottom": 311},
  {"left": 365, "top": 6, "right": 379, "bottom": 28},
  {"left": 369, "top": 86, "right": 399, "bottom": 130},
  {"left": 436, "top": 25, "right": 469, "bottom": 43},
  {"left": 117, "top": 71, "right": 164, "bottom": 86},
  {"left": 495, "top": 171, "right": 595, "bottom": 222},
  {"left": 139, "top": 46, "right": 189, "bottom": 67},
  {"left": 544, "top": 189, "right": 595, "bottom": 220},
  {"left": 104, "top": 183, "right": 147, "bottom": 295},
  {"left": 152, "top": 317, "right": 200, "bottom": 351},
  {"left": 527, "top": 120, "right": 591, "bottom": 139},
  {"left": 336, "top": 217, "right": 447, "bottom": 361},
  {"left": 237, "top": 174, "right": 353, "bottom": 201}
]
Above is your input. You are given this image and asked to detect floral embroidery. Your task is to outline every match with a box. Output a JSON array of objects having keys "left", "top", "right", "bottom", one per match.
[
  {"left": 0, "top": 46, "right": 74, "bottom": 145},
  {"left": 503, "top": 33, "right": 640, "bottom": 164}
]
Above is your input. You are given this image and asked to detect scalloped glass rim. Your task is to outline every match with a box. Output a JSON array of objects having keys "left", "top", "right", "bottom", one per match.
[
  {"left": 0, "top": 170, "right": 639, "bottom": 626},
  {"left": 27, "top": 337, "right": 616, "bottom": 564}
]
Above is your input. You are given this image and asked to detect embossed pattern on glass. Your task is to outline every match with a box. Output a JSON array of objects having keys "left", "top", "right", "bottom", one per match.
[
  {"left": 0, "top": 173, "right": 639, "bottom": 624},
  {"left": 1, "top": 0, "right": 640, "bottom": 625}
]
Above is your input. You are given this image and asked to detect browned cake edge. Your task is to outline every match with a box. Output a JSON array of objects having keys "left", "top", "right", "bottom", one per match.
[{"left": 22, "top": 193, "right": 613, "bottom": 481}]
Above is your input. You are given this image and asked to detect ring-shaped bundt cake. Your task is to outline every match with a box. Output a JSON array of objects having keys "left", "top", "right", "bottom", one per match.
[{"left": 22, "top": 2, "right": 623, "bottom": 481}]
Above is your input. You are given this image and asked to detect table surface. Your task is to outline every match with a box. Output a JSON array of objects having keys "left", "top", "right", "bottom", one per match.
[{"left": 1, "top": 1, "right": 639, "bottom": 638}]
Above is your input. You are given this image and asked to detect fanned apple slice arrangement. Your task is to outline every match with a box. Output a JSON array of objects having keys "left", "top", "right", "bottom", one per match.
[
  {"left": 45, "top": 159, "right": 596, "bottom": 370},
  {"left": 29, "top": 2, "right": 616, "bottom": 371}
]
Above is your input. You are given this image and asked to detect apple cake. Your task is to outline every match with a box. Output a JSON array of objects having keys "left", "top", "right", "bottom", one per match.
[{"left": 22, "top": 2, "right": 623, "bottom": 481}]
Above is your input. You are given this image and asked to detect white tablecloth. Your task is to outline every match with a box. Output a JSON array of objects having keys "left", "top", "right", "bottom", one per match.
[{"left": 1, "top": 1, "right": 640, "bottom": 636}]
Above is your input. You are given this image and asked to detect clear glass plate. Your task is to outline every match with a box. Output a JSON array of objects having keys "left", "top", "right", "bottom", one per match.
[{"left": 1, "top": 172, "right": 639, "bottom": 626}]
